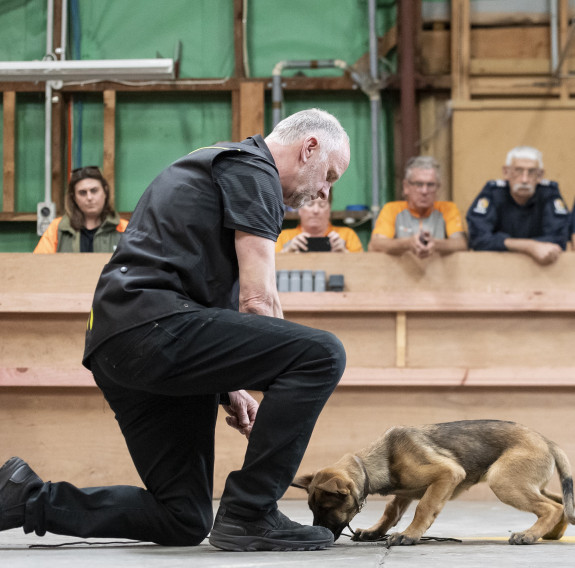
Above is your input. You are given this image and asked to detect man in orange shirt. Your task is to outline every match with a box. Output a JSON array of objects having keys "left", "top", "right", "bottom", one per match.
[
  {"left": 368, "top": 156, "right": 467, "bottom": 258},
  {"left": 276, "top": 192, "right": 363, "bottom": 253}
]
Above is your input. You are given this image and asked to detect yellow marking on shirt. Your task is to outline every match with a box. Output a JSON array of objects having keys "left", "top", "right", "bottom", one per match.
[{"left": 188, "top": 146, "right": 242, "bottom": 154}]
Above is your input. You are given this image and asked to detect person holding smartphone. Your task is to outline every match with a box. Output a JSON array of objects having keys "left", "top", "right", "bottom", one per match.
[
  {"left": 276, "top": 192, "right": 363, "bottom": 253},
  {"left": 368, "top": 156, "right": 467, "bottom": 258}
]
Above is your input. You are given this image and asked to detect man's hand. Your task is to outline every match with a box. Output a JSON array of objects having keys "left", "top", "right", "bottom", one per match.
[
  {"left": 327, "top": 230, "right": 346, "bottom": 252},
  {"left": 282, "top": 232, "right": 310, "bottom": 252},
  {"left": 411, "top": 230, "right": 434, "bottom": 258},
  {"left": 527, "top": 241, "right": 562, "bottom": 265},
  {"left": 222, "top": 390, "right": 259, "bottom": 439}
]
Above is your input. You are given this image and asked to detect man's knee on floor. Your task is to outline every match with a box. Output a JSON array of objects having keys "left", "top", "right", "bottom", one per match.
[{"left": 158, "top": 509, "right": 212, "bottom": 546}]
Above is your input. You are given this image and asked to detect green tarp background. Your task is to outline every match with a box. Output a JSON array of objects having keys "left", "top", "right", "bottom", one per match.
[{"left": 0, "top": 0, "right": 398, "bottom": 251}]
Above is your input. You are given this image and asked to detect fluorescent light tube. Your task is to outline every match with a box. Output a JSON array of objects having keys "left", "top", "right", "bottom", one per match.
[{"left": 0, "top": 59, "right": 175, "bottom": 82}]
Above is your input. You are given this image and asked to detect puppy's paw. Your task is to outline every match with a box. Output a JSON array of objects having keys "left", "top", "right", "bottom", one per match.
[
  {"left": 509, "top": 531, "right": 538, "bottom": 545},
  {"left": 388, "top": 532, "right": 419, "bottom": 546},
  {"left": 351, "top": 528, "right": 385, "bottom": 542}
]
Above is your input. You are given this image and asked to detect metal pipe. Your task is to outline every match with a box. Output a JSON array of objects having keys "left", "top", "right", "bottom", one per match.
[
  {"left": 44, "top": 82, "right": 53, "bottom": 204},
  {"left": 270, "top": 2, "right": 384, "bottom": 224},
  {"left": 271, "top": 59, "right": 360, "bottom": 127},
  {"left": 368, "top": 0, "right": 381, "bottom": 227},
  {"left": 44, "top": 0, "right": 55, "bottom": 205},
  {"left": 46, "top": 0, "right": 54, "bottom": 57},
  {"left": 551, "top": 0, "right": 559, "bottom": 72},
  {"left": 60, "top": 0, "right": 68, "bottom": 60}
]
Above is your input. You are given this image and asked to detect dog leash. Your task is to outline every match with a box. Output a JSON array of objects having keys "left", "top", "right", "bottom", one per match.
[{"left": 342, "top": 527, "right": 462, "bottom": 548}]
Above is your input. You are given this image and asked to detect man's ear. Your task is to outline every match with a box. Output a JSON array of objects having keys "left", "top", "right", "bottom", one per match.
[
  {"left": 291, "top": 473, "right": 315, "bottom": 491},
  {"left": 300, "top": 136, "right": 320, "bottom": 163}
]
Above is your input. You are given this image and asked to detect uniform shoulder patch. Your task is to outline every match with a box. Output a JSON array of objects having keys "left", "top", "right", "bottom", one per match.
[
  {"left": 553, "top": 198, "right": 568, "bottom": 215},
  {"left": 539, "top": 178, "right": 551, "bottom": 186},
  {"left": 473, "top": 197, "right": 490, "bottom": 215},
  {"left": 494, "top": 179, "right": 506, "bottom": 187}
]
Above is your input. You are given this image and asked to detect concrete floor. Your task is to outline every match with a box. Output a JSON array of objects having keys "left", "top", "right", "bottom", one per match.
[{"left": 2, "top": 499, "right": 574, "bottom": 567}]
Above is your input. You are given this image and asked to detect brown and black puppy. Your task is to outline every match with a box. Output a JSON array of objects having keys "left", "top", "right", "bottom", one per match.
[{"left": 293, "top": 420, "right": 575, "bottom": 545}]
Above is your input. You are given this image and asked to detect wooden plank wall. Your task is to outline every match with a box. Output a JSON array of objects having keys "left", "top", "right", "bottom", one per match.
[{"left": 1, "top": 252, "right": 575, "bottom": 499}]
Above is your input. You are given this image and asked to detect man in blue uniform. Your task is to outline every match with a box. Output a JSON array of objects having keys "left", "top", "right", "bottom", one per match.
[
  {"left": 0, "top": 109, "right": 350, "bottom": 551},
  {"left": 466, "top": 146, "right": 569, "bottom": 265}
]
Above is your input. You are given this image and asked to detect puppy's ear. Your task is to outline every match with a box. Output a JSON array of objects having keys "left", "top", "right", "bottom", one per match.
[
  {"left": 316, "top": 476, "right": 351, "bottom": 496},
  {"left": 291, "top": 474, "right": 314, "bottom": 492}
]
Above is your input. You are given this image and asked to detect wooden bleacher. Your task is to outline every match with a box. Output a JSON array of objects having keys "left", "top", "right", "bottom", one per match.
[{"left": 1, "top": 252, "right": 574, "bottom": 499}]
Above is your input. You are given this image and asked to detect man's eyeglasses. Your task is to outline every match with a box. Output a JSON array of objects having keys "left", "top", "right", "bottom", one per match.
[{"left": 406, "top": 180, "right": 438, "bottom": 190}]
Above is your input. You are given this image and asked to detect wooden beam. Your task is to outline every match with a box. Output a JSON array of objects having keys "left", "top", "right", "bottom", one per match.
[
  {"left": 451, "top": 0, "right": 470, "bottom": 100},
  {"left": 103, "top": 90, "right": 116, "bottom": 205},
  {"left": 470, "top": 59, "right": 554, "bottom": 76},
  {"left": 52, "top": 0, "right": 63, "bottom": 58},
  {"left": 233, "top": 0, "right": 245, "bottom": 79},
  {"left": 6, "top": 288, "right": 575, "bottom": 314},
  {"left": 395, "top": 312, "right": 407, "bottom": 367},
  {"left": 559, "top": 0, "right": 570, "bottom": 100},
  {"left": 232, "top": 80, "right": 264, "bottom": 141},
  {"left": 51, "top": 90, "right": 66, "bottom": 211},
  {"left": 2, "top": 91, "right": 16, "bottom": 213},
  {"left": 450, "top": 98, "right": 575, "bottom": 110},
  {"left": 4, "top": 365, "right": 575, "bottom": 388}
]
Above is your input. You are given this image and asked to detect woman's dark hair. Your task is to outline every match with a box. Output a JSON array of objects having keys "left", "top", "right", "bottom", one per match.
[{"left": 66, "top": 166, "right": 115, "bottom": 230}]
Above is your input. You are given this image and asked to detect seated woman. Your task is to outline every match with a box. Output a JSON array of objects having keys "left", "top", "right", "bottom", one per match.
[
  {"left": 34, "top": 166, "right": 128, "bottom": 253},
  {"left": 276, "top": 193, "right": 363, "bottom": 253}
]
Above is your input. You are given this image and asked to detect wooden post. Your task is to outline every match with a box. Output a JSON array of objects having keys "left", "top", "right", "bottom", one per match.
[
  {"left": 451, "top": 0, "right": 470, "bottom": 101},
  {"left": 103, "top": 90, "right": 116, "bottom": 207},
  {"left": 232, "top": 81, "right": 265, "bottom": 141},
  {"left": 396, "top": 311, "right": 407, "bottom": 368},
  {"left": 559, "top": 0, "right": 569, "bottom": 100},
  {"left": 233, "top": 0, "right": 246, "bottom": 79},
  {"left": 2, "top": 92, "right": 16, "bottom": 213},
  {"left": 51, "top": 90, "right": 66, "bottom": 211}
]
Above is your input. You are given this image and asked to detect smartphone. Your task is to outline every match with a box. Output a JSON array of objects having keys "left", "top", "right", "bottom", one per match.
[{"left": 306, "top": 236, "right": 332, "bottom": 252}]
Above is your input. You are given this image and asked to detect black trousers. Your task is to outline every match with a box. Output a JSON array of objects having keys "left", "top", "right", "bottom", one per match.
[{"left": 25, "top": 308, "right": 346, "bottom": 545}]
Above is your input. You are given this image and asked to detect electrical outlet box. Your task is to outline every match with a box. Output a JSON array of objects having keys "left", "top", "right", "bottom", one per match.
[{"left": 37, "top": 201, "right": 56, "bottom": 236}]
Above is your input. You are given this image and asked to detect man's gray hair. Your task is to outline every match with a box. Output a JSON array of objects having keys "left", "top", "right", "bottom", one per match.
[
  {"left": 404, "top": 156, "right": 441, "bottom": 184},
  {"left": 266, "top": 108, "right": 349, "bottom": 156},
  {"left": 505, "top": 146, "right": 543, "bottom": 169}
]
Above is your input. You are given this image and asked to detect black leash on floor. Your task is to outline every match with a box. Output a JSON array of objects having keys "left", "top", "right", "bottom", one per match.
[
  {"left": 29, "top": 540, "right": 147, "bottom": 548},
  {"left": 343, "top": 525, "right": 462, "bottom": 548}
]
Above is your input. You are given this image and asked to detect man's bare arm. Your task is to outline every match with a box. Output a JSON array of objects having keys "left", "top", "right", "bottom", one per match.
[
  {"left": 368, "top": 234, "right": 413, "bottom": 254},
  {"left": 432, "top": 232, "right": 468, "bottom": 254},
  {"left": 235, "top": 230, "right": 283, "bottom": 318}
]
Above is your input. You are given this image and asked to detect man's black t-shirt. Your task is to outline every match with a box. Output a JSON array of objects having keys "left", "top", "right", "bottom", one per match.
[{"left": 83, "top": 135, "right": 284, "bottom": 365}]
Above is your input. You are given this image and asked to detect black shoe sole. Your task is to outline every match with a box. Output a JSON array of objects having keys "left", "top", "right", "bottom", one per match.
[{"left": 209, "top": 530, "right": 333, "bottom": 552}]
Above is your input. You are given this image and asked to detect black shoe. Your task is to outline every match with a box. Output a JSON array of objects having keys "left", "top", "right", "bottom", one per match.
[
  {"left": 209, "top": 506, "right": 334, "bottom": 552},
  {"left": 0, "top": 457, "right": 43, "bottom": 531}
]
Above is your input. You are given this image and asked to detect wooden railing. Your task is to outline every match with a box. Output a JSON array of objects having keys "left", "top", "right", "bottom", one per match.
[{"left": 2, "top": 251, "right": 575, "bottom": 389}]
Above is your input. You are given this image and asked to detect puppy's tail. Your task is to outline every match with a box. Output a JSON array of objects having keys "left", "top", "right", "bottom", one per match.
[{"left": 550, "top": 442, "right": 575, "bottom": 524}]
